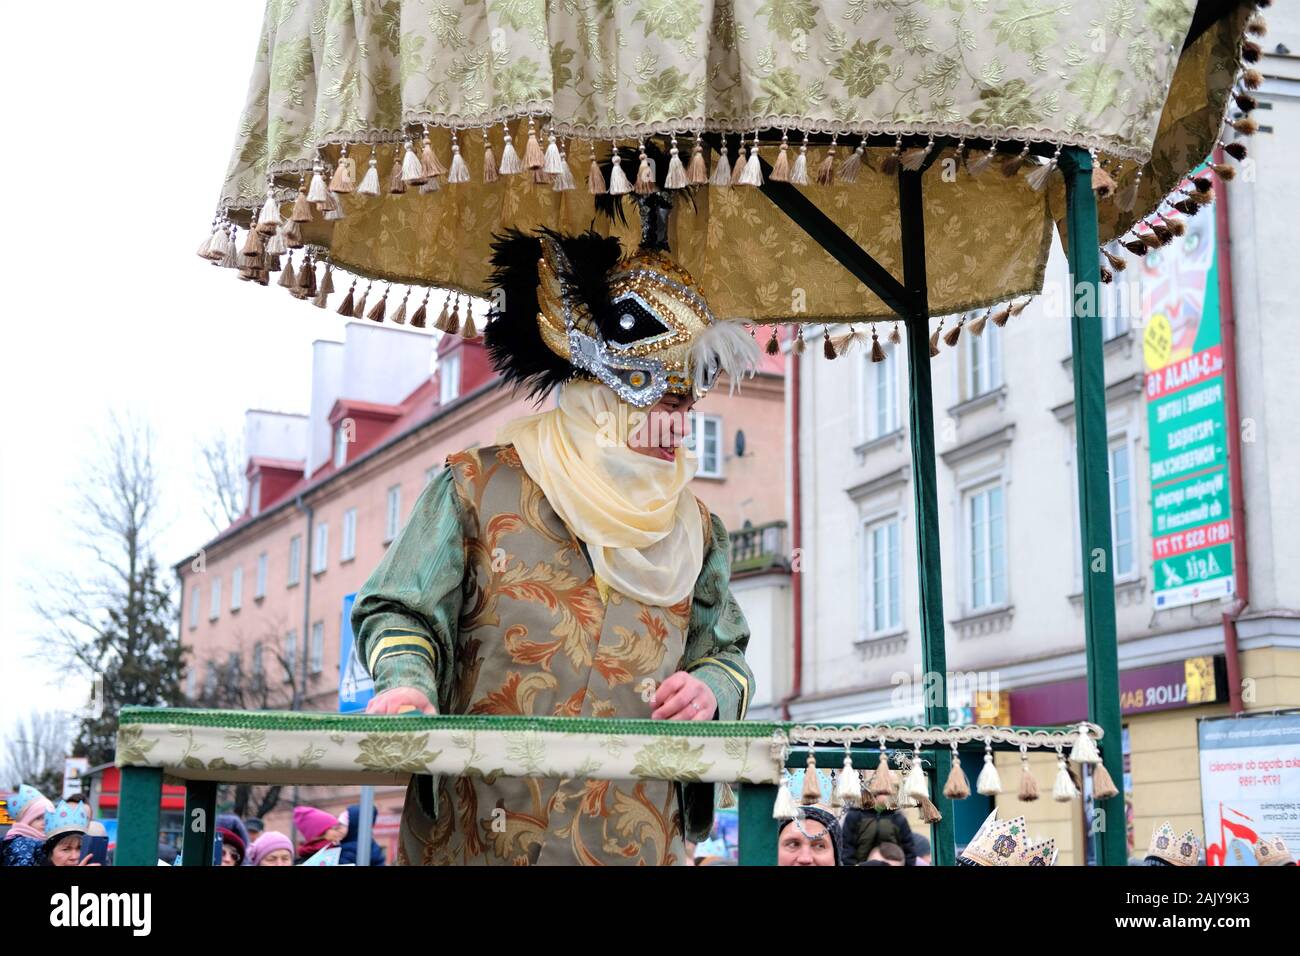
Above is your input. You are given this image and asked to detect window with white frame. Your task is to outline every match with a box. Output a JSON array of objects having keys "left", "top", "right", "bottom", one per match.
[
  {"left": 188, "top": 586, "right": 200, "bottom": 629},
  {"left": 425, "top": 465, "right": 439, "bottom": 486},
  {"left": 341, "top": 508, "right": 357, "bottom": 562},
  {"left": 209, "top": 578, "right": 222, "bottom": 621},
  {"left": 385, "top": 486, "right": 402, "bottom": 541},
  {"left": 967, "top": 483, "right": 1007, "bottom": 610},
  {"left": 248, "top": 474, "right": 262, "bottom": 518},
  {"left": 687, "top": 412, "right": 723, "bottom": 477},
  {"left": 1110, "top": 440, "right": 1136, "bottom": 579},
  {"left": 334, "top": 423, "right": 350, "bottom": 468},
  {"left": 309, "top": 621, "right": 324, "bottom": 675},
  {"left": 439, "top": 353, "right": 462, "bottom": 404},
  {"left": 862, "top": 517, "right": 902, "bottom": 635},
  {"left": 964, "top": 323, "right": 1002, "bottom": 399},
  {"left": 283, "top": 631, "right": 298, "bottom": 682},
  {"left": 313, "top": 522, "right": 329, "bottom": 573},
  {"left": 287, "top": 536, "right": 302, "bottom": 587},
  {"left": 255, "top": 552, "right": 268, "bottom": 599},
  {"left": 864, "top": 349, "right": 900, "bottom": 439},
  {"left": 231, "top": 567, "right": 243, "bottom": 611}
]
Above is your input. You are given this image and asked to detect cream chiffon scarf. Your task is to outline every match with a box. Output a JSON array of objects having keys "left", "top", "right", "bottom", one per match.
[{"left": 498, "top": 380, "right": 704, "bottom": 607}]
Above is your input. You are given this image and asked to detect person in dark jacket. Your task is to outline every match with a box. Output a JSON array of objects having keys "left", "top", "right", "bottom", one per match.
[
  {"left": 2, "top": 785, "right": 52, "bottom": 867},
  {"left": 338, "top": 804, "right": 386, "bottom": 866},
  {"left": 840, "top": 793, "right": 918, "bottom": 866}
]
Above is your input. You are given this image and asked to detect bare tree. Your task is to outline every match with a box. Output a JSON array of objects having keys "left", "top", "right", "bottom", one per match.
[
  {"left": 198, "top": 428, "right": 246, "bottom": 531},
  {"left": 32, "top": 414, "right": 186, "bottom": 766},
  {"left": 4, "top": 711, "right": 71, "bottom": 797}
]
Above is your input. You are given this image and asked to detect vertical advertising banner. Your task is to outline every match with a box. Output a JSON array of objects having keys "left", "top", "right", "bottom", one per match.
[
  {"left": 338, "top": 592, "right": 374, "bottom": 713},
  {"left": 1198, "top": 714, "right": 1300, "bottom": 866},
  {"left": 1141, "top": 203, "right": 1234, "bottom": 609}
]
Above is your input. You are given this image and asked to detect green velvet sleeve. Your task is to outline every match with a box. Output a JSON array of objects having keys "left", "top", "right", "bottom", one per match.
[
  {"left": 682, "top": 513, "right": 754, "bottom": 722},
  {"left": 350, "top": 468, "right": 468, "bottom": 712}
]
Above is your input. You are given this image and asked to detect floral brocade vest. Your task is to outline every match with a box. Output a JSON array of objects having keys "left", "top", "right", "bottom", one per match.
[{"left": 398, "top": 445, "right": 701, "bottom": 866}]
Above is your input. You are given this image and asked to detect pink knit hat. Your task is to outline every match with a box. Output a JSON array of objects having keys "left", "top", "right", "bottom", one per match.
[
  {"left": 247, "top": 831, "right": 295, "bottom": 866},
  {"left": 293, "top": 805, "right": 339, "bottom": 843}
]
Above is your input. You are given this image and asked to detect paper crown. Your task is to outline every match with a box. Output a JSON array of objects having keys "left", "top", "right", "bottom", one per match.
[
  {"left": 1254, "top": 835, "right": 1293, "bottom": 867},
  {"left": 44, "top": 799, "right": 91, "bottom": 841},
  {"left": 960, "top": 811, "right": 1058, "bottom": 867},
  {"left": 9, "top": 783, "right": 44, "bottom": 820},
  {"left": 1146, "top": 821, "right": 1201, "bottom": 866}
]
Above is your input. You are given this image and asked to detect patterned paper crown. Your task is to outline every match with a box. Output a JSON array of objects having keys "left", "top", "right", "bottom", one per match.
[
  {"left": 1147, "top": 821, "right": 1201, "bottom": 866},
  {"left": 1253, "top": 835, "right": 1293, "bottom": 866},
  {"left": 484, "top": 192, "right": 761, "bottom": 409},
  {"left": 9, "top": 783, "right": 43, "bottom": 820},
  {"left": 960, "top": 811, "right": 1057, "bottom": 867},
  {"left": 44, "top": 799, "right": 91, "bottom": 840}
]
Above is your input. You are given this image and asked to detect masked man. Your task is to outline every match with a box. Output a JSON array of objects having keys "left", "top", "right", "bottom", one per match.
[{"left": 351, "top": 210, "right": 760, "bottom": 866}]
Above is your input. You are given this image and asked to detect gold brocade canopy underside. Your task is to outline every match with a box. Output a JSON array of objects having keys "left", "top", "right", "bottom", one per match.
[{"left": 215, "top": 0, "right": 1255, "bottom": 322}]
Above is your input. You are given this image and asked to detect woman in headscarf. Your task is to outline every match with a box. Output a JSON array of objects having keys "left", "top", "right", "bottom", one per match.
[
  {"left": 352, "top": 210, "right": 760, "bottom": 866},
  {"left": 777, "top": 807, "right": 842, "bottom": 867},
  {"left": 247, "top": 831, "right": 295, "bottom": 867},
  {"left": 2, "top": 784, "right": 53, "bottom": 867}
]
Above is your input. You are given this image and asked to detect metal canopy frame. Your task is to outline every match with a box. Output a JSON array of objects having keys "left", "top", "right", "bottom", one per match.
[{"left": 722, "top": 139, "right": 1123, "bottom": 867}]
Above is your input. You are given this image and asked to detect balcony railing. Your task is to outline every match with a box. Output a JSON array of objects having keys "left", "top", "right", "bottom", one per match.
[{"left": 729, "top": 520, "right": 788, "bottom": 574}]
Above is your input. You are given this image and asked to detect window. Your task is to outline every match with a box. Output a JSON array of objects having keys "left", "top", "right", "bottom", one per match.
[
  {"left": 687, "top": 413, "right": 723, "bottom": 477},
  {"left": 288, "top": 535, "right": 302, "bottom": 586},
  {"left": 334, "top": 423, "right": 350, "bottom": 468},
  {"left": 209, "top": 578, "right": 222, "bottom": 621},
  {"left": 864, "top": 349, "right": 900, "bottom": 439},
  {"left": 188, "top": 586, "right": 200, "bottom": 629},
  {"left": 965, "top": 324, "right": 1002, "bottom": 399},
  {"left": 313, "top": 522, "right": 329, "bottom": 574},
  {"left": 309, "top": 622, "right": 324, "bottom": 675},
  {"left": 1110, "top": 441, "right": 1135, "bottom": 578},
  {"left": 425, "top": 465, "right": 439, "bottom": 487},
  {"left": 230, "top": 567, "right": 243, "bottom": 611},
  {"left": 185, "top": 667, "right": 197, "bottom": 700},
  {"left": 255, "top": 552, "right": 268, "bottom": 599},
  {"left": 224, "top": 652, "right": 241, "bottom": 692},
  {"left": 203, "top": 662, "right": 217, "bottom": 698},
  {"left": 439, "top": 352, "right": 462, "bottom": 404},
  {"left": 283, "top": 631, "right": 298, "bottom": 682},
  {"left": 341, "top": 508, "right": 357, "bottom": 561},
  {"left": 385, "top": 486, "right": 402, "bottom": 542},
  {"left": 252, "top": 643, "right": 264, "bottom": 682},
  {"left": 248, "top": 474, "right": 262, "bottom": 518},
  {"left": 967, "top": 484, "right": 1007, "bottom": 610},
  {"left": 863, "top": 518, "right": 902, "bottom": 635},
  {"left": 1101, "top": 244, "right": 1133, "bottom": 340}
]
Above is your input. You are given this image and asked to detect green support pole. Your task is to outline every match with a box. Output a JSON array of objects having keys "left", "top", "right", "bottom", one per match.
[
  {"left": 1059, "top": 146, "right": 1125, "bottom": 866},
  {"left": 898, "top": 168, "right": 956, "bottom": 867},
  {"left": 737, "top": 784, "right": 779, "bottom": 866},
  {"left": 116, "top": 766, "right": 163, "bottom": 867},
  {"left": 181, "top": 780, "right": 218, "bottom": 867}
]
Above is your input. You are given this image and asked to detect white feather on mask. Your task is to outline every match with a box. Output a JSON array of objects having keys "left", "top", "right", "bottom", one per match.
[{"left": 688, "top": 320, "right": 763, "bottom": 398}]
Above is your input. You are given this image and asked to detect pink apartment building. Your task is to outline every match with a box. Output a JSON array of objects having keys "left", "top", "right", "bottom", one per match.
[{"left": 175, "top": 318, "right": 789, "bottom": 857}]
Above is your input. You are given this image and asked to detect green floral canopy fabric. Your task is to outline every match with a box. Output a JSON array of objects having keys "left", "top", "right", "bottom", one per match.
[{"left": 212, "top": 0, "right": 1254, "bottom": 321}]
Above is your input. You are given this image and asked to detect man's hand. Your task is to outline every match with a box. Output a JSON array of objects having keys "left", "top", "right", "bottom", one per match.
[
  {"left": 366, "top": 686, "right": 438, "bottom": 715},
  {"left": 650, "top": 671, "right": 717, "bottom": 721}
]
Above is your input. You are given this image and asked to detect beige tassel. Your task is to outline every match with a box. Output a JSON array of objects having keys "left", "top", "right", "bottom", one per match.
[
  {"left": 870, "top": 327, "right": 885, "bottom": 362},
  {"left": 888, "top": 322, "right": 901, "bottom": 345},
  {"left": 256, "top": 189, "right": 282, "bottom": 236},
  {"left": 635, "top": 142, "right": 657, "bottom": 194},
  {"left": 447, "top": 132, "right": 470, "bottom": 183},
  {"left": 421, "top": 128, "right": 446, "bottom": 180},
  {"left": 868, "top": 743, "right": 894, "bottom": 797},
  {"left": 967, "top": 309, "right": 990, "bottom": 336},
  {"left": 975, "top": 743, "right": 1002, "bottom": 796},
  {"left": 588, "top": 149, "right": 608, "bottom": 195},
  {"left": 904, "top": 748, "right": 929, "bottom": 801},
  {"left": 928, "top": 320, "right": 943, "bottom": 356},
  {"left": 482, "top": 134, "right": 499, "bottom": 184},
  {"left": 1091, "top": 761, "right": 1120, "bottom": 800},
  {"left": 1102, "top": 247, "right": 1127, "bottom": 273},
  {"left": 1069, "top": 723, "right": 1100, "bottom": 765},
  {"left": 291, "top": 186, "right": 313, "bottom": 223},
  {"left": 789, "top": 134, "right": 809, "bottom": 185},
  {"left": 336, "top": 280, "right": 356, "bottom": 317},
  {"left": 773, "top": 770, "right": 798, "bottom": 819},
  {"left": 322, "top": 188, "right": 345, "bottom": 222},
  {"left": 498, "top": 123, "right": 523, "bottom": 174},
  {"left": 990, "top": 304, "right": 1012, "bottom": 327},
  {"left": 608, "top": 147, "right": 632, "bottom": 195},
  {"left": 716, "top": 782, "right": 736, "bottom": 809},
  {"left": 1018, "top": 749, "right": 1040, "bottom": 802},
  {"left": 367, "top": 287, "right": 388, "bottom": 323},
  {"left": 551, "top": 147, "right": 576, "bottom": 191},
  {"left": 837, "top": 750, "right": 861, "bottom": 807},
  {"left": 278, "top": 251, "right": 299, "bottom": 289},
  {"left": 1116, "top": 168, "right": 1142, "bottom": 212},
  {"left": 523, "top": 117, "right": 544, "bottom": 170},
  {"left": 966, "top": 140, "right": 998, "bottom": 177},
  {"left": 319, "top": 263, "right": 334, "bottom": 296},
  {"left": 541, "top": 129, "right": 564, "bottom": 176},
  {"left": 793, "top": 326, "right": 806, "bottom": 354},
  {"left": 686, "top": 139, "right": 708, "bottom": 185},
  {"left": 307, "top": 160, "right": 330, "bottom": 204},
  {"left": 899, "top": 135, "right": 934, "bottom": 171},
  {"left": 765, "top": 327, "right": 780, "bottom": 355},
  {"left": 1053, "top": 754, "right": 1080, "bottom": 802},
  {"left": 390, "top": 289, "right": 409, "bottom": 325},
  {"left": 1001, "top": 143, "right": 1031, "bottom": 176},
  {"left": 351, "top": 281, "right": 370, "bottom": 319},
  {"left": 815, "top": 136, "right": 837, "bottom": 185},
  {"left": 434, "top": 293, "right": 458, "bottom": 335},
  {"left": 737, "top": 132, "right": 763, "bottom": 186},
  {"left": 800, "top": 753, "right": 822, "bottom": 802},
  {"left": 241, "top": 225, "right": 264, "bottom": 261},
  {"left": 1008, "top": 297, "right": 1030, "bottom": 318},
  {"left": 916, "top": 793, "right": 943, "bottom": 824},
  {"left": 460, "top": 304, "right": 478, "bottom": 339},
  {"left": 355, "top": 150, "right": 381, "bottom": 196},
  {"left": 409, "top": 291, "right": 429, "bottom": 329},
  {"left": 769, "top": 132, "right": 791, "bottom": 182},
  {"left": 1242, "top": 68, "right": 1263, "bottom": 90},
  {"left": 728, "top": 141, "right": 747, "bottom": 185},
  {"left": 837, "top": 143, "right": 867, "bottom": 183},
  {"left": 710, "top": 140, "right": 733, "bottom": 186},
  {"left": 664, "top": 136, "right": 688, "bottom": 189},
  {"left": 1026, "top": 145, "right": 1061, "bottom": 191},
  {"left": 943, "top": 746, "right": 970, "bottom": 800},
  {"left": 880, "top": 135, "right": 902, "bottom": 176},
  {"left": 329, "top": 149, "right": 356, "bottom": 192},
  {"left": 388, "top": 148, "right": 408, "bottom": 194},
  {"left": 823, "top": 330, "right": 837, "bottom": 360}
]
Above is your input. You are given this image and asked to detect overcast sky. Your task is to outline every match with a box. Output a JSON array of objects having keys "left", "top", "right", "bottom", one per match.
[{"left": 0, "top": 4, "right": 358, "bottom": 764}]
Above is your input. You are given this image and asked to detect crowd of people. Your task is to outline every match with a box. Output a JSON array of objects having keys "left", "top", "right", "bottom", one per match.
[{"left": 0, "top": 781, "right": 387, "bottom": 867}]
